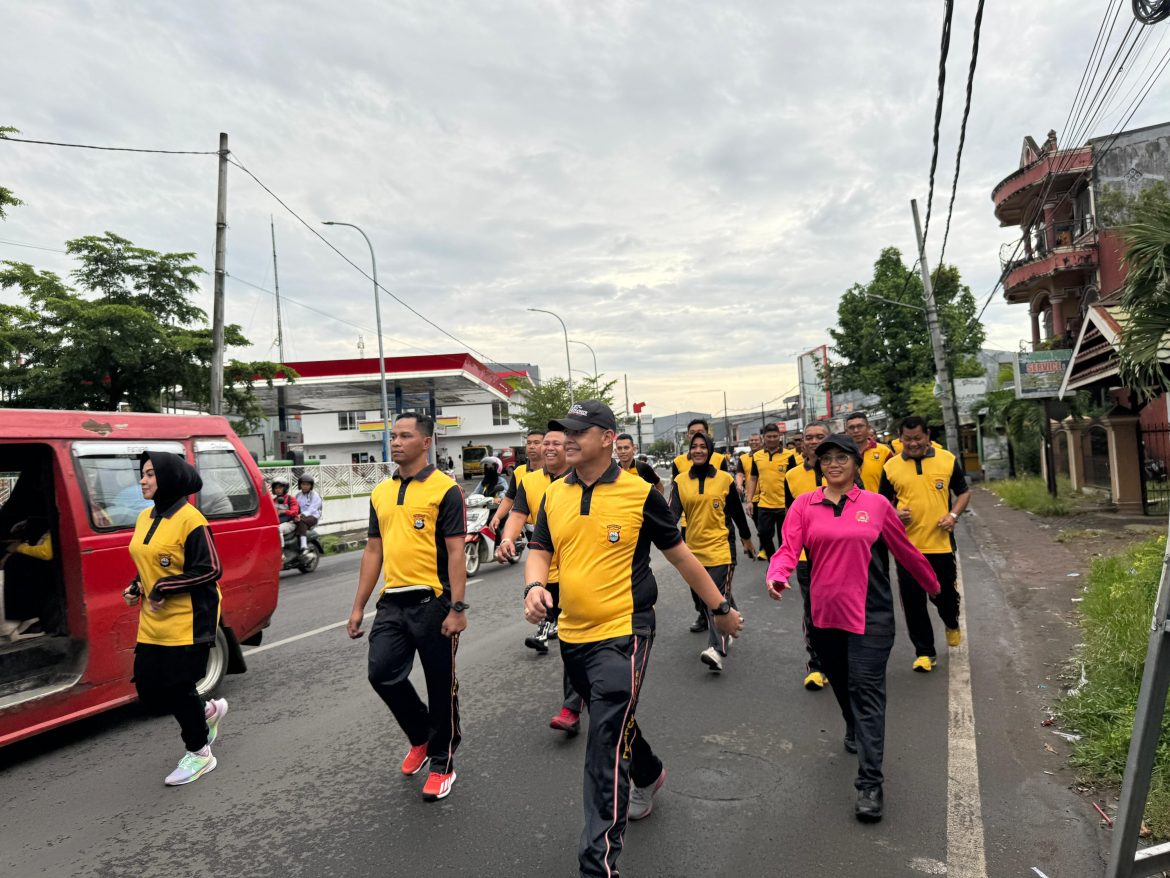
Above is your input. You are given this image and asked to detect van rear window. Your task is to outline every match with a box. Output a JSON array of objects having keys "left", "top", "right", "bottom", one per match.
[{"left": 193, "top": 443, "right": 258, "bottom": 518}]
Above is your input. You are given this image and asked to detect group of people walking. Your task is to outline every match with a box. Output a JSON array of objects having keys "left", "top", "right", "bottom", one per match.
[{"left": 124, "top": 397, "right": 970, "bottom": 878}]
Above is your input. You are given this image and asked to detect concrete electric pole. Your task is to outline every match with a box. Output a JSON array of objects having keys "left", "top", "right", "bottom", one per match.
[{"left": 210, "top": 132, "right": 228, "bottom": 416}]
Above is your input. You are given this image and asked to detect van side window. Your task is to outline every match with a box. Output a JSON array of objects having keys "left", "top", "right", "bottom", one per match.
[
  {"left": 72, "top": 441, "right": 186, "bottom": 530},
  {"left": 194, "top": 443, "right": 258, "bottom": 518}
]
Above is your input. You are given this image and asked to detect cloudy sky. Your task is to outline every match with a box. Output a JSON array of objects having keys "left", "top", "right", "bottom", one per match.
[{"left": 3, "top": 1, "right": 1168, "bottom": 419}]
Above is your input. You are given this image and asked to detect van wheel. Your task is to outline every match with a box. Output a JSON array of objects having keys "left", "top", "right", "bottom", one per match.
[
  {"left": 464, "top": 543, "right": 481, "bottom": 577},
  {"left": 196, "top": 628, "right": 229, "bottom": 698}
]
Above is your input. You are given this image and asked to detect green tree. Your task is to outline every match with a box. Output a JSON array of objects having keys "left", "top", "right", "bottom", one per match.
[
  {"left": 829, "top": 247, "right": 986, "bottom": 420},
  {"left": 647, "top": 438, "right": 675, "bottom": 458},
  {"left": 513, "top": 376, "right": 618, "bottom": 433},
  {"left": 0, "top": 127, "right": 24, "bottom": 221},
  {"left": 0, "top": 232, "right": 288, "bottom": 431},
  {"left": 1116, "top": 189, "right": 1170, "bottom": 401}
]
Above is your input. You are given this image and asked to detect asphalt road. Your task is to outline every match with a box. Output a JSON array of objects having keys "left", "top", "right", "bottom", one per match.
[{"left": 1, "top": 505, "right": 1108, "bottom": 877}]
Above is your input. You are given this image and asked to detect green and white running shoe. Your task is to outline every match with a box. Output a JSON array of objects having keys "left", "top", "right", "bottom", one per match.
[
  {"left": 165, "top": 749, "right": 217, "bottom": 786},
  {"left": 205, "top": 698, "right": 228, "bottom": 745}
]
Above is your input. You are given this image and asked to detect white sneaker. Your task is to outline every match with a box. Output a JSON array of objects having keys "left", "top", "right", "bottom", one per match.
[
  {"left": 628, "top": 768, "right": 666, "bottom": 820},
  {"left": 206, "top": 698, "right": 228, "bottom": 745},
  {"left": 164, "top": 747, "right": 217, "bottom": 786},
  {"left": 700, "top": 646, "right": 723, "bottom": 672}
]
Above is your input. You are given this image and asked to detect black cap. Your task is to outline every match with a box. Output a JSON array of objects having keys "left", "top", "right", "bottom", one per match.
[
  {"left": 815, "top": 433, "right": 862, "bottom": 463},
  {"left": 549, "top": 400, "right": 618, "bottom": 432}
]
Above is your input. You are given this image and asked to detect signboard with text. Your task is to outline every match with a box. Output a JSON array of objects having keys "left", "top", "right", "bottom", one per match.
[{"left": 1013, "top": 350, "right": 1073, "bottom": 400}]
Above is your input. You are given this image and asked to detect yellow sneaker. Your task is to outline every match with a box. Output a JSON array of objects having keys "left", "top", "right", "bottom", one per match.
[
  {"left": 912, "top": 656, "right": 937, "bottom": 673},
  {"left": 756, "top": 550, "right": 768, "bottom": 561},
  {"left": 945, "top": 627, "right": 962, "bottom": 648},
  {"left": 803, "top": 671, "right": 828, "bottom": 691}
]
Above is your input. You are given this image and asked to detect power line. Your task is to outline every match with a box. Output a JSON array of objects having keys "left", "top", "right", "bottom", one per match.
[
  {"left": 225, "top": 152, "right": 510, "bottom": 370},
  {"left": 0, "top": 237, "right": 68, "bottom": 254},
  {"left": 921, "top": 0, "right": 956, "bottom": 248},
  {"left": 0, "top": 134, "right": 217, "bottom": 156},
  {"left": 936, "top": 0, "right": 986, "bottom": 269}
]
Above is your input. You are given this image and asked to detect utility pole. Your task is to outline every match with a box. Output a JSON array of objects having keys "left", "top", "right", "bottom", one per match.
[
  {"left": 760, "top": 402, "right": 766, "bottom": 431},
  {"left": 723, "top": 390, "right": 732, "bottom": 451},
  {"left": 911, "top": 199, "right": 961, "bottom": 455},
  {"left": 624, "top": 374, "right": 630, "bottom": 423},
  {"left": 210, "top": 132, "right": 228, "bottom": 416},
  {"left": 270, "top": 216, "right": 285, "bottom": 363}
]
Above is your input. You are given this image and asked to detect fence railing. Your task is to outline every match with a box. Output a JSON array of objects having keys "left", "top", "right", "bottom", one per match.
[{"left": 261, "top": 462, "right": 397, "bottom": 499}]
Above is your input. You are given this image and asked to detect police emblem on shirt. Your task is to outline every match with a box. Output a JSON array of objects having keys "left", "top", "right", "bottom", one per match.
[
  {"left": 607, "top": 524, "right": 621, "bottom": 544},
  {"left": 935, "top": 479, "right": 945, "bottom": 490},
  {"left": 159, "top": 554, "right": 172, "bottom": 568},
  {"left": 413, "top": 513, "right": 426, "bottom": 530},
  {"left": 855, "top": 511, "right": 869, "bottom": 523},
  {"left": 872, "top": 452, "right": 880, "bottom": 460},
  {"left": 713, "top": 499, "right": 722, "bottom": 510}
]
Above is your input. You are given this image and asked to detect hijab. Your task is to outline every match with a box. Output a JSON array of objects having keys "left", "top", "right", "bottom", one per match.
[{"left": 139, "top": 451, "right": 203, "bottom": 514}]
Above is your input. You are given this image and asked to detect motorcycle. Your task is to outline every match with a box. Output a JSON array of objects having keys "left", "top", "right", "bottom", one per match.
[
  {"left": 281, "top": 528, "right": 323, "bottom": 574},
  {"left": 464, "top": 494, "right": 526, "bottom": 576}
]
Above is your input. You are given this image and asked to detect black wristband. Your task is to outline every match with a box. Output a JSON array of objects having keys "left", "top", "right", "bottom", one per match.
[{"left": 523, "top": 582, "right": 545, "bottom": 598}]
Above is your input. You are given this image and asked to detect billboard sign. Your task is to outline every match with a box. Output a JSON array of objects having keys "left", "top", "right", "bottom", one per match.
[
  {"left": 1013, "top": 350, "right": 1073, "bottom": 400},
  {"left": 797, "top": 345, "right": 832, "bottom": 421}
]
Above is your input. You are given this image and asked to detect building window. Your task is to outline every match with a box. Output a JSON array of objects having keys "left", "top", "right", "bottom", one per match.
[
  {"left": 492, "top": 401, "right": 509, "bottom": 426},
  {"left": 338, "top": 412, "right": 361, "bottom": 431}
]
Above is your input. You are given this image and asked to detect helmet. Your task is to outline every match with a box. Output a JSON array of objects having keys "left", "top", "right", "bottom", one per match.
[
  {"left": 482, "top": 456, "right": 503, "bottom": 471},
  {"left": 298, "top": 475, "right": 315, "bottom": 488},
  {"left": 270, "top": 477, "right": 289, "bottom": 491}
]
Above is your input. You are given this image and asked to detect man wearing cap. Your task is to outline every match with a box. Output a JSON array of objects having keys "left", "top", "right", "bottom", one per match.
[{"left": 523, "top": 401, "right": 743, "bottom": 878}]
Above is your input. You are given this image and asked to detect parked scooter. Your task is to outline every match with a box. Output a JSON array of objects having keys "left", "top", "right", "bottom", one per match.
[
  {"left": 281, "top": 530, "right": 323, "bottom": 574},
  {"left": 464, "top": 494, "right": 525, "bottom": 576}
]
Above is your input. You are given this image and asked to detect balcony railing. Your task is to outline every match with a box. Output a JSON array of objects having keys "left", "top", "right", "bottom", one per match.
[{"left": 999, "top": 218, "right": 1094, "bottom": 272}]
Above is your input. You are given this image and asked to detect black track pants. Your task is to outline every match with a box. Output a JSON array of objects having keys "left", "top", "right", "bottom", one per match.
[
  {"left": 757, "top": 507, "right": 785, "bottom": 559},
  {"left": 134, "top": 642, "right": 211, "bottom": 753},
  {"left": 896, "top": 552, "right": 960, "bottom": 658}
]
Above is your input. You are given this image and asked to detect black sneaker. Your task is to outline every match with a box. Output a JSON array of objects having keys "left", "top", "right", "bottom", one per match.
[
  {"left": 524, "top": 621, "right": 550, "bottom": 653},
  {"left": 689, "top": 612, "right": 708, "bottom": 633},
  {"left": 844, "top": 729, "right": 857, "bottom": 754},
  {"left": 855, "top": 786, "right": 883, "bottom": 822}
]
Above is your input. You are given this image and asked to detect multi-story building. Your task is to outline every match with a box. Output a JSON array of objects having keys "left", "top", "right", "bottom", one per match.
[{"left": 990, "top": 122, "right": 1170, "bottom": 513}]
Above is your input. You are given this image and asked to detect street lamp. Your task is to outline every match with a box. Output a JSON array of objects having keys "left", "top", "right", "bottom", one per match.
[
  {"left": 322, "top": 221, "right": 390, "bottom": 463},
  {"left": 528, "top": 308, "right": 573, "bottom": 405},
  {"left": 569, "top": 339, "right": 598, "bottom": 381}
]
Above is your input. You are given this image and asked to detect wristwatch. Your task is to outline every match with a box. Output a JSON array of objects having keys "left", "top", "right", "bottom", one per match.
[
  {"left": 947, "top": 511, "right": 959, "bottom": 521},
  {"left": 451, "top": 601, "right": 470, "bottom": 613},
  {"left": 711, "top": 600, "right": 732, "bottom": 616}
]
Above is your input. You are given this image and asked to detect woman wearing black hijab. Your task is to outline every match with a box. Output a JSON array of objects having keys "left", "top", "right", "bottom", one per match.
[{"left": 124, "top": 451, "right": 227, "bottom": 786}]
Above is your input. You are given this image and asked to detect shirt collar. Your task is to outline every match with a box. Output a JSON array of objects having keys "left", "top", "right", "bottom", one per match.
[
  {"left": 392, "top": 464, "right": 436, "bottom": 482},
  {"left": 566, "top": 460, "right": 622, "bottom": 486},
  {"left": 688, "top": 462, "right": 716, "bottom": 479},
  {"left": 810, "top": 484, "right": 863, "bottom": 505},
  {"left": 151, "top": 497, "right": 189, "bottom": 519},
  {"left": 900, "top": 447, "right": 936, "bottom": 462}
]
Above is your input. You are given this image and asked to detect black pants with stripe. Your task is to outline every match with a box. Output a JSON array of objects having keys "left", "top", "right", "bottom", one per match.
[
  {"left": 895, "top": 551, "right": 960, "bottom": 658},
  {"left": 562, "top": 632, "right": 661, "bottom": 878},
  {"left": 810, "top": 628, "right": 894, "bottom": 791},
  {"left": 704, "top": 564, "right": 736, "bottom": 655},
  {"left": 757, "top": 506, "right": 785, "bottom": 559},
  {"left": 134, "top": 642, "right": 211, "bottom": 753},
  {"left": 367, "top": 592, "right": 461, "bottom": 772}
]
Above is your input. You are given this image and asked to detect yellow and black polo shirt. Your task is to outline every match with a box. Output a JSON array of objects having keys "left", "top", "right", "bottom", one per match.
[
  {"left": 129, "top": 500, "right": 223, "bottom": 646},
  {"left": 621, "top": 459, "right": 661, "bottom": 487},
  {"left": 668, "top": 465, "right": 751, "bottom": 567},
  {"left": 784, "top": 461, "right": 824, "bottom": 507},
  {"left": 879, "top": 447, "right": 969, "bottom": 554},
  {"left": 513, "top": 467, "right": 567, "bottom": 582},
  {"left": 368, "top": 465, "right": 465, "bottom": 597},
  {"left": 750, "top": 449, "right": 795, "bottom": 509},
  {"left": 505, "top": 462, "right": 535, "bottom": 501},
  {"left": 859, "top": 441, "right": 893, "bottom": 493},
  {"left": 531, "top": 462, "right": 681, "bottom": 644},
  {"left": 738, "top": 452, "right": 760, "bottom": 503}
]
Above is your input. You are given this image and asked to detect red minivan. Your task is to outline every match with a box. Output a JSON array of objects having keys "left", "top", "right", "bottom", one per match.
[{"left": 0, "top": 410, "right": 280, "bottom": 747}]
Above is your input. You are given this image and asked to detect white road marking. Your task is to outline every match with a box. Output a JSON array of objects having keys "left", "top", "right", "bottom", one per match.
[
  {"left": 948, "top": 557, "right": 989, "bottom": 878},
  {"left": 243, "top": 579, "right": 483, "bottom": 656}
]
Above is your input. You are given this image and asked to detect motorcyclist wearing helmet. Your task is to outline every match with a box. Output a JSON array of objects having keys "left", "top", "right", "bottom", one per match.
[
  {"left": 271, "top": 477, "right": 300, "bottom": 540},
  {"left": 294, "top": 475, "right": 323, "bottom": 556},
  {"left": 473, "top": 456, "right": 507, "bottom": 500}
]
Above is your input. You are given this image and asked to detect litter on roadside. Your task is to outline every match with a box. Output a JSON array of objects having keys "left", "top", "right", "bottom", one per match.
[
  {"left": 1052, "top": 731, "right": 1082, "bottom": 742},
  {"left": 1093, "top": 801, "right": 1114, "bottom": 826},
  {"left": 1068, "top": 572, "right": 1080, "bottom": 577}
]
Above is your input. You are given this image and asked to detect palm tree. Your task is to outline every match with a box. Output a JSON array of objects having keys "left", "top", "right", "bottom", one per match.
[{"left": 1117, "top": 195, "right": 1170, "bottom": 400}]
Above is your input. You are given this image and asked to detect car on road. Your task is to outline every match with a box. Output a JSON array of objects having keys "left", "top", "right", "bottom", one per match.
[{"left": 0, "top": 410, "right": 281, "bottom": 748}]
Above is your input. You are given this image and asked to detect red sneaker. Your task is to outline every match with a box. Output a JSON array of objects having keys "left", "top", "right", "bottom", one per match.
[
  {"left": 400, "top": 743, "right": 429, "bottom": 776},
  {"left": 421, "top": 770, "right": 457, "bottom": 801},
  {"left": 549, "top": 707, "right": 580, "bottom": 734}
]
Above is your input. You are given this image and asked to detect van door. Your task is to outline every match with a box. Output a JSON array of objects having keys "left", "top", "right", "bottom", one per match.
[{"left": 71, "top": 440, "right": 185, "bottom": 681}]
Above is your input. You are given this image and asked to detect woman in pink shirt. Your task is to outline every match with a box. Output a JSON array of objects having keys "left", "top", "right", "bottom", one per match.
[{"left": 765, "top": 433, "right": 939, "bottom": 823}]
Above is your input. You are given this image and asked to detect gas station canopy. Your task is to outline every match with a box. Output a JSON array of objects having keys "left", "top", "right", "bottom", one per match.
[{"left": 255, "top": 353, "right": 516, "bottom": 415}]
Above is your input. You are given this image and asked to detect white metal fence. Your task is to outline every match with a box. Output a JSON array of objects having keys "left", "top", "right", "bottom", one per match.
[{"left": 260, "top": 462, "right": 397, "bottom": 499}]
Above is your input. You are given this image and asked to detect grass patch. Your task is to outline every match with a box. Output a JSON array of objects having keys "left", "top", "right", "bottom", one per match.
[
  {"left": 986, "top": 476, "right": 1074, "bottom": 516},
  {"left": 1061, "top": 536, "right": 1170, "bottom": 834}
]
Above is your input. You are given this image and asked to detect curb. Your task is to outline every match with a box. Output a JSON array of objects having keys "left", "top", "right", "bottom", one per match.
[{"left": 328, "top": 537, "right": 368, "bottom": 554}]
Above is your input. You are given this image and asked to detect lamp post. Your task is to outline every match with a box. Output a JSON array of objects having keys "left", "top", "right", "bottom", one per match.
[
  {"left": 323, "top": 221, "right": 390, "bottom": 463},
  {"left": 569, "top": 339, "right": 598, "bottom": 381},
  {"left": 529, "top": 308, "right": 573, "bottom": 405}
]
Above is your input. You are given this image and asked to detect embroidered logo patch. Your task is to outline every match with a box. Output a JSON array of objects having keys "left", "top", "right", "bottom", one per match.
[
  {"left": 713, "top": 499, "right": 722, "bottom": 510},
  {"left": 607, "top": 524, "right": 622, "bottom": 544},
  {"left": 413, "top": 513, "right": 426, "bottom": 530},
  {"left": 159, "top": 554, "right": 172, "bottom": 568},
  {"left": 935, "top": 479, "right": 945, "bottom": 490},
  {"left": 872, "top": 452, "right": 880, "bottom": 460},
  {"left": 855, "top": 511, "right": 869, "bottom": 523}
]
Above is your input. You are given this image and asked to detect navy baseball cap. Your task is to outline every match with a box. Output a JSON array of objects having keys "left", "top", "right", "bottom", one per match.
[{"left": 549, "top": 400, "right": 618, "bottom": 432}]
